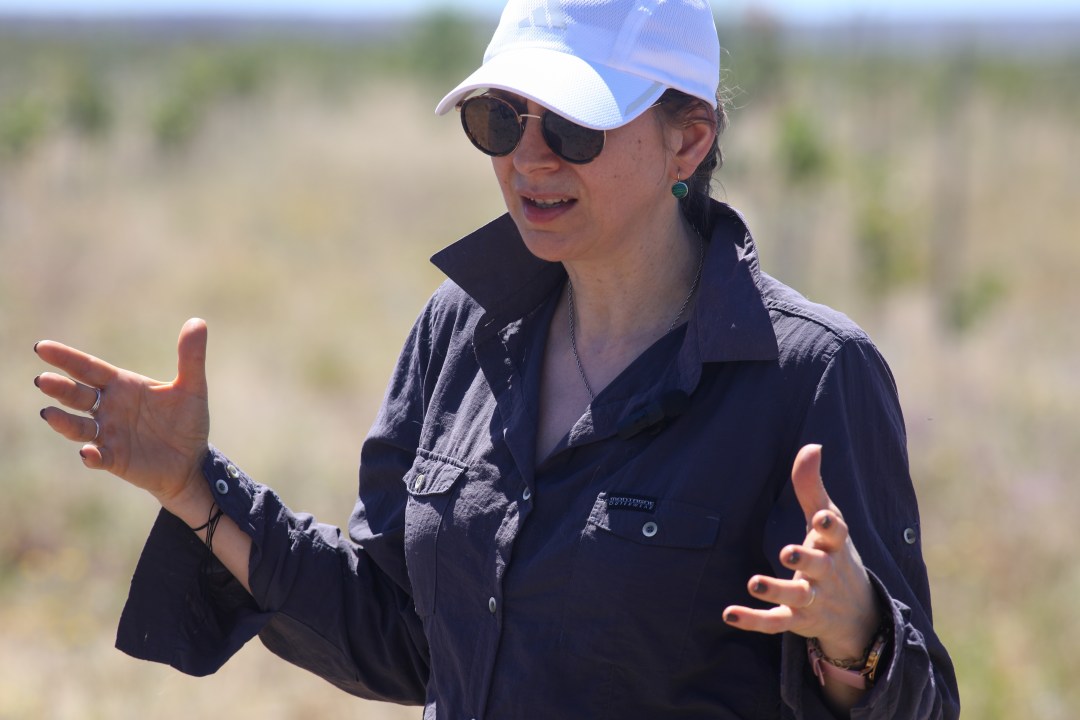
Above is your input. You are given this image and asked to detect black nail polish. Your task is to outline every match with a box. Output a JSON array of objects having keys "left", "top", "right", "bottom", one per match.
[
  {"left": 39, "top": 408, "right": 47, "bottom": 420},
  {"left": 725, "top": 612, "right": 739, "bottom": 623},
  {"left": 33, "top": 375, "right": 41, "bottom": 388},
  {"left": 79, "top": 449, "right": 88, "bottom": 460},
  {"left": 821, "top": 515, "right": 833, "bottom": 530},
  {"left": 789, "top": 550, "right": 801, "bottom": 564},
  {"left": 753, "top": 580, "right": 767, "bottom": 594},
  {"left": 33, "top": 341, "right": 40, "bottom": 353}
]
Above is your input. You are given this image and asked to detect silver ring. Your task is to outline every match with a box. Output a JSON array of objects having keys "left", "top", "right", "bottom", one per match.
[
  {"left": 805, "top": 585, "right": 817, "bottom": 608},
  {"left": 89, "top": 387, "right": 103, "bottom": 415},
  {"left": 90, "top": 419, "right": 101, "bottom": 443}
]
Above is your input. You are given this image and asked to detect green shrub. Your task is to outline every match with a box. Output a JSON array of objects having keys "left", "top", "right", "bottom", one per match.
[
  {"left": 946, "top": 271, "right": 1007, "bottom": 333},
  {"left": 153, "top": 86, "right": 204, "bottom": 150},
  {"left": 405, "top": 10, "right": 485, "bottom": 86},
  {"left": 777, "top": 109, "right": 830, "bottom": 187},
  {"left": 0, "top": 96, "right": 48, "bottom": 160},
  {"left": 65, "top": 71, "right": 113, "bottom": 139}
]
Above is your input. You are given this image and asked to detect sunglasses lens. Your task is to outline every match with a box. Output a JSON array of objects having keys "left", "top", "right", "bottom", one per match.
[
  {"left": 543, "top": 113, "right": 605, "bottom": 164},
  {"left": 460, "top": 95, "right": 606, "bottom": 163},
  {"left": 461, "top": 96, "right": 522, "bottom": 157}
]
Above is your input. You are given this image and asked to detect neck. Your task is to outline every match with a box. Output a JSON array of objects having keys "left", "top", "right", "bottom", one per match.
[{"left": 565, "top": 216, "right": 703, "bottom": 351}]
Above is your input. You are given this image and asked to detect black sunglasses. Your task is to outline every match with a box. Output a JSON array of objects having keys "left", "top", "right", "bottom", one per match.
[{"left": 458, "top": 94, "right": 607, "bottom": 165}]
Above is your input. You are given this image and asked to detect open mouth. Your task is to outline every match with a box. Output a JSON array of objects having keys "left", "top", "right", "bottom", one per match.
[{"left": 524, "top": 195, "right": 574, "bottom": 210}]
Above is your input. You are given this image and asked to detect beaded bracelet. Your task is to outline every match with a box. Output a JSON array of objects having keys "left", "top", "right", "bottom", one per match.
[{"left": 807, "top": 627, "right": 889, "bottom": 690}]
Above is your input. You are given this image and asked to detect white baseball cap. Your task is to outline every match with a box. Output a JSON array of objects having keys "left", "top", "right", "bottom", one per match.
[{"left": 434, "top": 0, "right": 721, "bottom": 131}]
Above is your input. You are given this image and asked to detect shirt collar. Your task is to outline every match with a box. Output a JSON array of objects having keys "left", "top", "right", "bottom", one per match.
[{"left": 430, "top": 199, "right": 779, "bottom": 366}]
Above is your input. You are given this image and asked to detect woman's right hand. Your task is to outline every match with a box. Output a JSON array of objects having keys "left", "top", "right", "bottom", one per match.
[{"left": 35, "top": 318, "right": 211, "bottom": 510}]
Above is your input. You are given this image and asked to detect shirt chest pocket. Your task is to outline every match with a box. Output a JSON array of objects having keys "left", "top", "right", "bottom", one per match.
[
  {"left": 402, "top": 452, "right": 468, "bottom": 617},
  {"left": 560, "top": 493, "right": 721, "bottom": 667}
]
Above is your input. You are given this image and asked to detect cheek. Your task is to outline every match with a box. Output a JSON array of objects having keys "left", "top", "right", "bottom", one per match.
[
  {"left": 491, "top": 156, "right": 507, "bottom": 182},
  {"left": 604, "top": 135, "right": 667, "bottom": 188},
  {"left": 491, "top": 158, "right": 515, "bottom": 195}
]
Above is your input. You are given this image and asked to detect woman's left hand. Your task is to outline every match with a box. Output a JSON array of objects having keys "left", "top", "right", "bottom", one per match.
[{"left": 723, "top": 444, "right": 881, "bottom": 662}]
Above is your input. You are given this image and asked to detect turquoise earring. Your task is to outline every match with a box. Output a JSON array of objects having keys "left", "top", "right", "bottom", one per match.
[{"left": 671, "top": 172, "right": 689, "bottom": 199}]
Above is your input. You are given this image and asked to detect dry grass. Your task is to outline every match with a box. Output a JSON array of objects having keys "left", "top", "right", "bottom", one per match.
[{"left": 1, "top": 27, "right": 1078, "bottom": 718}]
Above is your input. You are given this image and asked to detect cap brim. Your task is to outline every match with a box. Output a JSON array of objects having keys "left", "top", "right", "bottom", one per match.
[{"left": 434, "top": 47, "right": 666, "bottom": 131}]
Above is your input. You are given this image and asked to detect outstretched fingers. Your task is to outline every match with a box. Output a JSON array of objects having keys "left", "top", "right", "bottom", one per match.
[
  {"left": 723, "top": 602, "right": 795, "bottom": 635},
  {"left": 35, "top": 340, "right": 119, "bottom": 467},
  {"left": 726, "top": 443, "right": 880, "bottom": 654},
  {"left": 34, "top": 320, "right": 214, "bottom": 504},
  {"left": 39, "top": 405, "right": 100, "bottom": 445},
  {"left": 34, "top": 340, "right": 117, "bottom": 390},
  {"left": 35, "top": 372, "right": 102, "bottom": 415}
]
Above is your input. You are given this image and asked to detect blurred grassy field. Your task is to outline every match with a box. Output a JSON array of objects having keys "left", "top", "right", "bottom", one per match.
[{"left": 1, "top": 14, "right": 1079, "bottom": 719}]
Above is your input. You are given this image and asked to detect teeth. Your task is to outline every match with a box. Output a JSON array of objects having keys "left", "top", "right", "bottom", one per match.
[{"left": 529, "top": 197, "right": 569, "bottom": 209}]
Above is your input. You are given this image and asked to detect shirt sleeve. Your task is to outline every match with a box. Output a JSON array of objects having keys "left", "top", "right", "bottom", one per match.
[
  {"left": 114, "top": 447, "right": 428, "bottom": 704},
  {"left": 767, "top": 335, "right": 961, "bottom": 719},
  {"left": 114, "top": 297, "right": 449, "bottom": 705}
]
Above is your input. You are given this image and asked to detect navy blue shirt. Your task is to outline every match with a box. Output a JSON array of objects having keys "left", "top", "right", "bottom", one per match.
[{"left": 117, "top": 201, "right": 959, "bottom": 719}]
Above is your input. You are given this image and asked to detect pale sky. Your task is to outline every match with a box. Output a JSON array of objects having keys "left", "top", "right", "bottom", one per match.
[{"left": 1, "top": 0, "right": 1078, "bottom": 22}]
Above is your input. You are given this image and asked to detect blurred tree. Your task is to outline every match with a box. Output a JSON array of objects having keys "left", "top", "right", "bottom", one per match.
[
  {"left": 927, "top": 49, "right": 977, "bottom": 333},
  {"left": 65, "top": 70, "right": 113, "bottom": 140},
  {"left": 778, "top": 109, "right": 829, "bottom": 188},
  {"left": 406, "top": 9, "right": 485, "bottom": 87},
  {"left": 0, "top": 96, "right": 47, "bottom": 161},
  {"left": 151, "top": 46, "right": 271, "bottom": 151},
  {"left": 854, "top": 163, "right": 922, "bottom": 302},
  {"left": 719, "top": 11, "right": 786, "bottom": 104},
  {"left": 153, "top": 86, "right": 204, "bottom": 150},
  {"left": 215, "top": 47, "right": 271, "bottom": 99},
  {"left": 772, "top": 107, "right": 832, "bottom": 288},
  {"left": 945, "top": 270, "right": 1007, "bottom": 334}
]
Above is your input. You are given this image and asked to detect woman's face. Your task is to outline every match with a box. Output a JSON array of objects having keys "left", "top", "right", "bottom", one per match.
[{"left": 489, "top": 93, "right": 678, "bottom": 267}]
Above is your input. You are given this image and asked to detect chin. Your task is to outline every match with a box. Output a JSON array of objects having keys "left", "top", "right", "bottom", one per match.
[{"left": 513, "top": 226, "right": 578, "bottom": 264}]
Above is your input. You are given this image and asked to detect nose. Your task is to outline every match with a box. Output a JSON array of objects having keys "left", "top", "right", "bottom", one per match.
[{"left": 512, "top": 109, "right": 559, "bottom": 173}]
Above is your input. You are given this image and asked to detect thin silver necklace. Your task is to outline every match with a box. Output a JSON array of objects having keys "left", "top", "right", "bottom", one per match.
[{"left": 567, "top": 230, "right": 706, "bottom": 401}]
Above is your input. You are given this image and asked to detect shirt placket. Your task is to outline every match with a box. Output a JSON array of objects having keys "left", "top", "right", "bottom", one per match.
[{"left": 465, "top": 316, "right": 541, "bottom": 718}]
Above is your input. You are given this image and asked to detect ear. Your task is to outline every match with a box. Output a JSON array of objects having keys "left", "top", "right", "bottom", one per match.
[{"left": 668, "top": 105, "right": 717, "bottom": 178}]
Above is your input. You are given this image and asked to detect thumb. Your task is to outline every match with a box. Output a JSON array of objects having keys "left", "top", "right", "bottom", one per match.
[
  {"left": 791, "top": 443, "right": 832, "bottom": 525},
  {"left": 175, "top": 317, "right": 208, "bottom": 395}
]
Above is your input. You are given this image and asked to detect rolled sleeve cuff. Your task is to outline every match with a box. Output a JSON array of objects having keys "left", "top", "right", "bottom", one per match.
[
  {"left": 781, "top": 570, "right": 935, "bottom": 719},
  {"left": 115, "top": 446, "right": 270, "bottom": 676}
]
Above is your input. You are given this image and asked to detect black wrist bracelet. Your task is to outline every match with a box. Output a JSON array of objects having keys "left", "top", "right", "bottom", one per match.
[
  {"left": 190, "top": 505, "right": 223, "bottom": 533},
  {"left": 203, "top": 506, "right": 224, "bottom": 556},
  {"left": 196, "top": 504, "right": 226, "bottom": 597}
]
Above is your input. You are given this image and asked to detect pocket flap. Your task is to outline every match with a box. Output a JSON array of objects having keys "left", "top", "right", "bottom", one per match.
[
  {"left": 403, "top": 452, "right": 467, "bottom": 498},
  {"left": 588, "top": 493, "right": 720, "bottom": 549}
]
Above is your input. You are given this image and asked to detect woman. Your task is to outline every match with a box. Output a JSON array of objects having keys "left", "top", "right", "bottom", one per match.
[{"left": 34, "top": 0, "right": 958, "bottom": 717}]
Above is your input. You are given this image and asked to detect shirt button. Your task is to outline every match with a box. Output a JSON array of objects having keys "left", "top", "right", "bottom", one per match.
[
  {"left": 488, "top": 597, "right": 497, "bottom": 614},
  {"left": 522, "top": 487, "right": 532, "bottom": 501},
  {"left": 226, "top": 463, "right": 240, "bottom": 479},
  {"left": 215, "top": 479, "right": 229, "bottom": 495},
  {"left": 903, "top": 527, "right": 918, "bottom": 545},
  {"left": 642, "top": 521, "right": 658, "bottom": 538},
  {"left": 414, "top": 473, "right": 426, "bottom": 491}
]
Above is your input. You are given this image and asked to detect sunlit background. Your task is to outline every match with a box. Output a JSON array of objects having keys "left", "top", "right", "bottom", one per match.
[{"left": 1, "top": 1, "right": 1078, "bottom": 718}]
